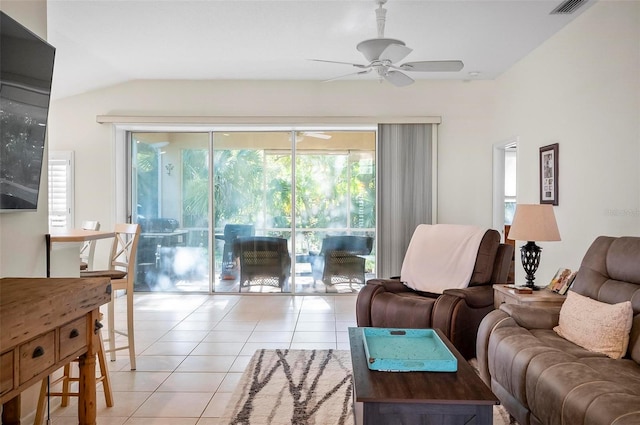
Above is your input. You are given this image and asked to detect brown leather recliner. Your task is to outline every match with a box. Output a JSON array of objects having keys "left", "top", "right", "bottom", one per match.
[
  {"left": 356, "top": 228, "right": 513, "bottom": 359},
  {"left": 477, "top": 236, "right": 640, "bottom": 425}
]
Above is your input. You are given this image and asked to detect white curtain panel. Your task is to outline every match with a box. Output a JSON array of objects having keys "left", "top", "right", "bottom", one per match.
[{"left": 377, "top": 123, "right": 434, "bottom": 279}]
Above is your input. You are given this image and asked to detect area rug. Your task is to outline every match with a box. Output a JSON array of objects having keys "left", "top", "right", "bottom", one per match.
[
  {"left": 222, "top": 349, "right": 517, "bottom": 425},
  {"left": 222, "top": 349, "right": 354, "bottom": 425}
]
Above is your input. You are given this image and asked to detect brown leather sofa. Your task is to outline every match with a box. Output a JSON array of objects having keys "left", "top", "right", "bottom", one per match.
[
  {"left": 356, "top": 229, "right": 513, "bottom": 359},
  {"left": 477, "top": 236, "right": 640, "bottom": 425}
]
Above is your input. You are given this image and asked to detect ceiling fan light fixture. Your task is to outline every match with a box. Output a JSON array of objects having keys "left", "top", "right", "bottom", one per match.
[{"left": 356, "top": 38, "right": 405, "bottom": 62}]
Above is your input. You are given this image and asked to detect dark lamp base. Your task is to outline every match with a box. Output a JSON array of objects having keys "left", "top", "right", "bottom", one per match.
[{"left": 520, "top": 241, "right": 542, "bottom": 289}]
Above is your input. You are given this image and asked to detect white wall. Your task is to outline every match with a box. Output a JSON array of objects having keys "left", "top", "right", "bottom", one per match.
[
  {"left": 493, "top": 0, "right": 640, "bottom": 284},
  {"left": 46, "top": 1, "right": 640, "bottom": 287},
  {"left": 48, "top": 79, "right": 498, "bottom": 237},
  {"left": 0, "top": 2, "right": 49, "bottom": 279},
  {"left": 0, "top": 1, "right": 52, "bottom": 419}
]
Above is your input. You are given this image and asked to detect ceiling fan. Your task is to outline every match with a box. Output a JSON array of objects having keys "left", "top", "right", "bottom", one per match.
[{"left": 312, "top": 0, "right": 464, "bottom": 87}]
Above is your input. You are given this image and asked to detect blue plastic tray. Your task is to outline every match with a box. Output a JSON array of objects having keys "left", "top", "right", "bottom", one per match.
[{"left": 361, "top": 327, "right": 457, "bottom": 372}]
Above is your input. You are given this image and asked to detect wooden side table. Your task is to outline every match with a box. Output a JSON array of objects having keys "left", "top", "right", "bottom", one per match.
[{"left": 493, "top": 284, "right": 566, "bottom": 309}]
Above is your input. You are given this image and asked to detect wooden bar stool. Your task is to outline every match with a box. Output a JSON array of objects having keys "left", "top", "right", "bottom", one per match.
[
  {"left": 81, "top": 223, "right": 141, "bottom": 370},
  {"left": 79, "top": 220, "right": 100, "bottom": 271},
  {"left": 34, "top": 328, "right": 113, "bottom": 424}
]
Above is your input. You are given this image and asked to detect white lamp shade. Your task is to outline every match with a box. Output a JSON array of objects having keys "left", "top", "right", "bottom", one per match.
[{"left": 508, "top": 204, "right": 561, "bottom": 242}]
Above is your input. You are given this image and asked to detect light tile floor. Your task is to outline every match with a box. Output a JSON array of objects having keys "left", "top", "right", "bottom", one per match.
[{"left": 49, "top": 293, "right": 357, "bottom": 424}]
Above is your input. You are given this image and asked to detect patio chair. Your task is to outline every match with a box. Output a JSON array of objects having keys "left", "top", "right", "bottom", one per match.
[
  {"left": 235, "top": 236, "right": 291, "bottom": 292},
  {"left": 215, "top": 224, "right": 255, "bottom": 279},
  {"left": 311, "top": 235, "right": 374, "bottom": 291}
]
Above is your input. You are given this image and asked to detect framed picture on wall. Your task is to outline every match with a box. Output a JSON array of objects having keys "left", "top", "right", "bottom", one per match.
[{"left": 540, "top": 143, "right": 559, "bottom": 205}]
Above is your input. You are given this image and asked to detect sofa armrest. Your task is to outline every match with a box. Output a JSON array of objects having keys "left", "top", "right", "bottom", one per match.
[
  {"left": 476, "top": 305, "right": 562, "bottom": 386},
  {"left": 431, "top": 285, "right": 495, "bottom": 359},
  {"left": 499, "top": 304, "right": 562, "bottom": 330},
  {"left": 440, "top": 285, "right": 494, "bottom": 309},
  {"left": 476, "top": 309, "right": 518, "bottom": 386},
  {"left": 366, "top": 277, "right": 410, "bottom": 292},
  {"left": 356, "top": 278, "right": 412, "bottom": 327}
]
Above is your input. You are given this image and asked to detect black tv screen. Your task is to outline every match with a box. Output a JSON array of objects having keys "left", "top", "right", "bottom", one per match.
[{"left": 0, "top": 11, "right": 55, "bottom": 211}]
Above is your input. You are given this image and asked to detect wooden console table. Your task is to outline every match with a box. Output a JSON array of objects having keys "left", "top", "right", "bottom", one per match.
[{"left": 0, "top": 277, "right": 111, "bottom": 425}]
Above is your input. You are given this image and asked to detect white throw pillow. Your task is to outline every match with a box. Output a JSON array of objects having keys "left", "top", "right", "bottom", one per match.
[{"left": 554, "top": 290, "right": 633, "bottom": 359}]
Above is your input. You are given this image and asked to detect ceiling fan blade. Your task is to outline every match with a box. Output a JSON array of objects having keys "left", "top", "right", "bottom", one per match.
[
  {"left": 323, "top": 68, "right": 372, "bottom": 83},
  {"left": 303, "top": 132, "right": 332, "bottom": 140},
  {"left": 379, "top": 43, "right": 413, "bottom": 64},
  {"left": 309, "top": 59, "right": 369, "bottom": 69},
  {"left": 399, "top": 60, "right": 464, "bottom": 72},
  {"left": 384, "top": 71, "right": 414, "bottom": 87}
]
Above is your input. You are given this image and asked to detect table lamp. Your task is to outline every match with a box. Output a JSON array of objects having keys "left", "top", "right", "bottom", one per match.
[{"left": 507, "top": 204, "right": 561, "bottom": 289}]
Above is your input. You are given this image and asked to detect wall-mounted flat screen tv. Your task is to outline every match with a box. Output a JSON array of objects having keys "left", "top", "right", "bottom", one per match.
[{"left": 0, "top": 11, "right": 55, "bottom": 212}]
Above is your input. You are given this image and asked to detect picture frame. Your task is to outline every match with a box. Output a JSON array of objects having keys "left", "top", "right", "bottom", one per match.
[
  {"left": 540, "top": 143, "right": 559, "bottom": 205},
  {"left": 557, "top": 271, "right": 577, "bottom": 295},
  {"left": 547, "top": 268, "right": 572, "bottom": 293}
]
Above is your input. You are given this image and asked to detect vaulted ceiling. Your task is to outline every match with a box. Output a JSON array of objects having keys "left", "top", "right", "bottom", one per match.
[{"left": 47, "top": 0, "right": 595, "bottom": 99}]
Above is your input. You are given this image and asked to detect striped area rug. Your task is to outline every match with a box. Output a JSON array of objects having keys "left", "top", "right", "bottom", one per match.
[
  {"left": 222, "top": 349, "right": 516, "bottom": 425},
  {"left": 222, "top": 349, "right": 354, "bottom": 425}
]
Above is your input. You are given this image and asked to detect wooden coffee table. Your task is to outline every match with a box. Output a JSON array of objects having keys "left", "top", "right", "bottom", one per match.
[{"left": 349, "top": 327, "right": 498, "bottom": 425}]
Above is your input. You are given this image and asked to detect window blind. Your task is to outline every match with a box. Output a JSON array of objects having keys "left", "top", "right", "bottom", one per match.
[{"left": 48, "top": 151, "right": 74, "bottom": 229}]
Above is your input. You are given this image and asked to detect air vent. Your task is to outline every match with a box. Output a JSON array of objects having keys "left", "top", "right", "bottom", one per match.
[{"left": 550, "top": 0, "right": 588, "bottom": 14}]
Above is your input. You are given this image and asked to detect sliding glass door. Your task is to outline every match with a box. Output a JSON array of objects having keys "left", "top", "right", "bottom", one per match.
[
  {"left": 212, "top": 132, "right": 293, "bottom": 292},
  {"left": 130, "top": 128, "right": 376, "bottom": 294},
  {"left": 132, "top": 132, "right": 211, "bottom": 292},
  {"left": 293, "top": 131, "right": 376, "bottom": 294}
]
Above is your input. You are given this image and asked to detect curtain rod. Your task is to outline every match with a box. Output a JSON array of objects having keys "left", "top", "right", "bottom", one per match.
[{"left": 95, "top": 115, "right": 442, "bottom": 125}]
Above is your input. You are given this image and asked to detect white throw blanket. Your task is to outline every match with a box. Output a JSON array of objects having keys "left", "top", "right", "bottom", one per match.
[{"left": 401, "top": 224, "right": 488, "bottom": 294}]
